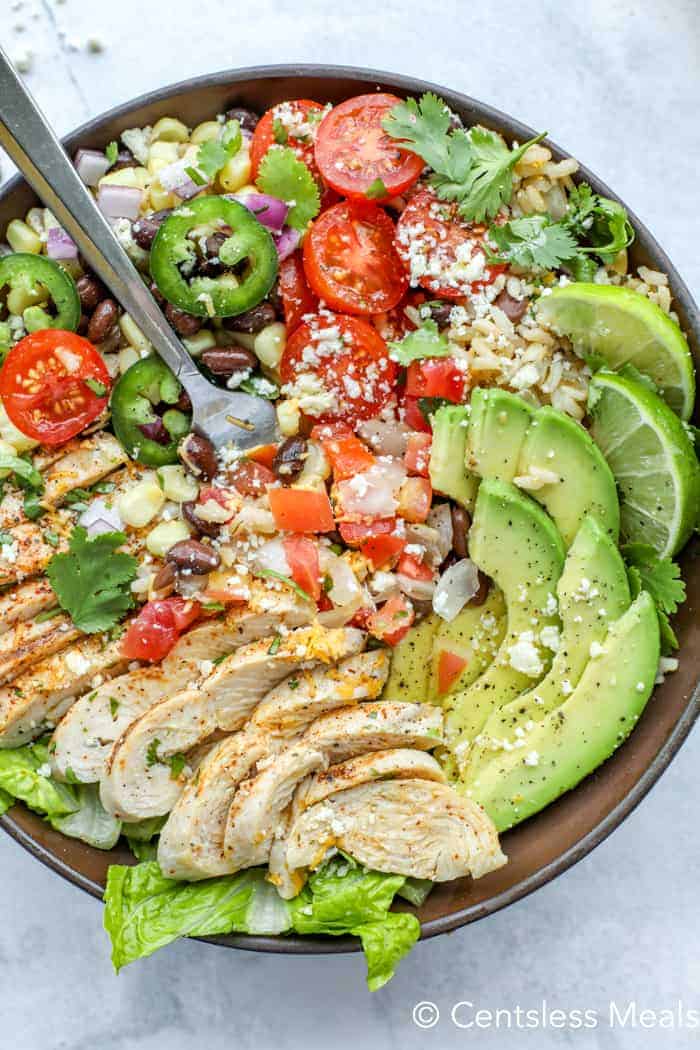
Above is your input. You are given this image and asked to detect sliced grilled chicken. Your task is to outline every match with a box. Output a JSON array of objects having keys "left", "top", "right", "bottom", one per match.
[
  {"left": 0, "top": 637, "right": 128, "bottom": 747},
  {"left": 157, "top": 729, "right": 269, "bottom": 880},
  {"left": 223, "top": 744, "right": 325, "bottom": 872},
  {"left": 157, "top": 650, "right": 387, "bottom": 881},
  {"left": 249, "top": 649, "right": 391, "bottom": 743},
  {"left": 0, "top": 520, "right": 68, "bottom": 587},
  {"left": 100, "top": 626, "right": 365, "bottom": 821},
  {"left": 0, "top": 577, "right": 57, "bottom": 635},
  {"left": 300, "top": 701, "right": 444, "bottom": 762},
  {"left": 0, "top": 433, "right": 128, "bottom": 531},
  {"left": 0, "top": 615, "right": 80, "bottom": 685},
  {"left": 286, "top": 779, "right": 507, "bottom": 881},
  {"left": 52, "top": 587, "right": 314, "bottom": 783},
  {"left": 299, "top": 748, "right": 446, "bottom": 810}
]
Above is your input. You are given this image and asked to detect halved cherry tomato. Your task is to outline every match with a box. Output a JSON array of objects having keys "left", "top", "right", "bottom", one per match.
[
  {"left": 282, "top": 535, "right": 321, "bottom": 601},
  {"left": 250, "top": 99, "right": 325, "bottom": 180},
  {"left": 248, "top": 443, "right": 279, "bottom": 470},
  {"left": 278, "top": 252, "right": 319, "bottom": 334},
  {"left": 404, "top": 432, "right": 432, "bottom": 477},
  {"left": 0, "top": 329, "right": 111, "bottom": 445},
  {"left": 361, "top": 533, "right": 406, "bottom": 569},
  {"left": 280, "top": 313, "right": 397, "bottom": 424},
  {"left": 406, "top": 358, "right": 466, "bottom": 403},
  {"left": 317, "top": 427, "right": 375, "bottom": 481},
  {"left": 401, "top": 393, "right": 432, "bottom": 434},
  {"left": 338, "top": 517, "right": 397, "bottom": 547},
  {"left": 268, "top": 486, "right": 335, "bottom": 533},
  {"left": 121, "top": 597, "right": 200, "bottom": 663},
  {"left": 226, "top": 459, "right": 276, "bottom": 497},
  {"left": 396, "top": 552, "right": 434, "bottom": 580},
  {"left": 315, "top": 94, "right": 424, "bottom": 201},
  {"left": 367, "top": 594, "right": 415, "bottom": 646},
  {"left": 397, "top": 476, "right": 432, "bottom": 522},
  {"left": 438, "top": 650, "right": 469, "bottom": 694},
  {"left": 303, "top": 202, "right": 408, "bottom": 316},
  {"left": 396, "top": 188, "right": 506, "bottom": 300}
]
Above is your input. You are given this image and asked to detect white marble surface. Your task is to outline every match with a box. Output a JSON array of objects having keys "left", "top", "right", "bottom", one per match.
[{"left": 1, "top": 1, "right": 699, "bottom": 1047}]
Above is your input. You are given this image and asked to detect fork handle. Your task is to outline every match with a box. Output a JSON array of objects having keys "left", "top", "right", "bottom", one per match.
[{"left": 0, "top": 47, "right": 202, "bottom": 388}]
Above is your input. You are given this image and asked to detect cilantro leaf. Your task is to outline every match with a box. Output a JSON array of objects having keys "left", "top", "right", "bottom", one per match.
[
  {"left": 47, "top": 526, "right": 137, "bottom": 634},
  {"left": 187, "top": 120, "right": 242, "bottom": 184},
  {"left": 446, "top": 127, "right": 547, "bottom": 222},
  {"left": 564, "top": 182, "right": 634, "bottom": 263},
  {"left": 387, "top": 318, "right": 450, "bottom": 366},
  {"left": 381, "top": 92, "right": 453, "bottom": 171},
  {"left": 256, "top": 147, "right": 320, "bottom": 230},
  {"left": 0, "top": 451, "right": 43, "bottom": 492},
  {"left": 622, "top": 544, "right": 686, "bottom": 615},
  {"left": 105, "top": 141, "right": 118, "bottom": 167},
  {"left": 487, "top": 214, "right": 579, "bottom": 271}
]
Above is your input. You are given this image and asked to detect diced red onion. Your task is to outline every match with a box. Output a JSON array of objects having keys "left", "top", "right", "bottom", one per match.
[
  {"left": 432, "top": 558, "right": 480, "bottom": 621},
  {"left": 404, "top": 522, "right": 448, "bottom": 568},
  {"left": 336, "top": 459, "right": 407, "bottom": 519},
  {"left": 79, "top": 497, "right": 122, "bottom": 537},
  {"left": 425, "top": 503, "right": 454, "bottom": 561},
  {"left": 139, "top": 419, "right": 170, "bottom": 445},
  {"left": 273, "top": 226, "right": 301, "bottom": 262},
  {"left": 234, "top": 193, "right": 289, "bottom": 232},
  {"left": 252, "top": 538, "right": 291, "bottom": 576},
  {"left": 97, "top": 184, "right": 143, "bottom": 221},
  {"left": 358, "top": 418, "right": 411, "bottom": 458},
  {"left": 74, "top": 148, "right": 110, "bottom": 187},
  {"left": 47, "top": 226, "right": 78, "bottom": 261},
  {"left": 158, "top": 159, "right": 207, "bottom": 200},
  {"left": 396, "top": 573, "right": 436, "bottom": 602}
]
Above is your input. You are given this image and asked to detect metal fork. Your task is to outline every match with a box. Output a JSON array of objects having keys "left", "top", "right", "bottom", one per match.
[{"left": 0, "top": 48, "right": 278, "bottom": 450}]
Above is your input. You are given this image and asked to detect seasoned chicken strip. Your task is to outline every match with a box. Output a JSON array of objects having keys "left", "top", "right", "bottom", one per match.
[
  {"left": 286, "top": 779, "right": 507, "bottom": 882},
  {"left": 0, "top": 636, "right": 128, "bottom": 747},
  {"left": 52, "top": 587, "right": 313, "bottom": 783},
  {"left": 157, "top": 650, "right": 388, "bottom": 880},
  {"left": 0, "top": 520, "right": 69, "bottom": 587},
  {"left": 100, "top": 626, "right": 365, "bottom": 821},
  {"left": 0, "top": 577, "right": 57, "bottom": 634},
  {"left": 300, "top": 701, "right": 444, "bottom": 761},
  {"left": 0, "top": 615, "right": 80, "bottom": 685}
]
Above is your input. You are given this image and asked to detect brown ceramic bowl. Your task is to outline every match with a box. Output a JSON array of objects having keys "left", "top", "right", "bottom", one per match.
[{"left": 1, "top": 65, "right": 699, "bottom": 956}]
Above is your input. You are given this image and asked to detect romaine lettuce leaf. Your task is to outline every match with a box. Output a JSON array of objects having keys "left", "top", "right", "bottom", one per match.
[
  {"left": 397, "top": 878, "right": 433, "bottom": 907},
  {"left": 290, "top": 854, "right": 405, "bottom": 934},
  {"left": 50, "top": 784, "right": 121, "bottom": 850},
  {"left": 0, "top": 786, "right": 13, "bottom": 816},
  {"left": 0, "top": 742, "right": 77, "bottom": 817},
  {"left": 354, "top": 914, "right": 421, "bottom": 991}
]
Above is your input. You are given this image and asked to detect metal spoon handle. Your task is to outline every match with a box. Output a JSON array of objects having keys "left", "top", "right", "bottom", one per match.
[{"left": 0, "top": 47, "right": 201, "bottom": 387}]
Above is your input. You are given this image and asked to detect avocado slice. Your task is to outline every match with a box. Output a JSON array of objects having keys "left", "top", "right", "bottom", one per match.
[
  {"left": 444, "top": 479, "right": 566, "bottom": 773},
  {"left": 465, "top": 388, "right": 535, "bottom": 482},
  {"left": 429, "top": 404, "right": 479, "bottom": 511},
  {"left": 464, "top": 514, "right": 631, "bottom": 780},
  {"left": 427, "top": 586, "right": 506, "bottom": 702},
  {"left": 382, "top": 613, "right": 439, "bottom": 703},
  {"left": 514, "top": 407, "right": 620, "bottom": 545},
  {"left": 465, "top": 591, "right": 660, "bottom": 831}
]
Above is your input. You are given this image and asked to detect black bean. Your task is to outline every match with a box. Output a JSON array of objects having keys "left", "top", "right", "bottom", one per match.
[
  {"left": 132, "top": 209, "right": 173, "bottom": 250},
  {"left": 201, "top": 347, "right": 257, "bottom": 376},
  {"left": 152, "top": 562, "right": 176, "bottom": 597},
  {"left": 87, "top": 298, "right": 119, "bottom": 343},
  {"left": 450, "top": 505, "right": 470, "bottom": 559},
  {"left": 272, "top": 437, "right": 307, "bottom": 481},
  {"left": 182, "top": 500, "right": 221, "bottom": 538},
  {"left": 76, "top": 273, "right": 108, "bottom": 312},
  {"left": 427, "top": 300, "right": 454, "bottom": 328},
  {"left": 222, "top": 301, "right": 277, "bottom": 334},
  {"left": 267, "top": 282, "right": 284, "bottom": 318},
  {"left": 165, "top": 302, "right": 202, "bottom": 338},
  {"left": 470, "top": 572, "right": 490, "bottom": 606},
  {"left": 166, "top": 539, "right": 221, "bottom": 574},
  {"left": 225, "top": 106, "right": 260, "bottom": 133},
  {"left": 494, "top": 289, "right": 528, "bottom": 324},
  {"left": 179, "top": 433, "right": 217, "bottom": 480}
]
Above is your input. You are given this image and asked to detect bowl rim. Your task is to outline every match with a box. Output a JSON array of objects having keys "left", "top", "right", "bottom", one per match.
[{"left": 1, "top": 62, "right": 698, "bottom": 957}]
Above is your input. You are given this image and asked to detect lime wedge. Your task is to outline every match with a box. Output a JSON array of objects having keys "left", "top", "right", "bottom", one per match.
[
  {"left": 537, "top": 283, "right": 695, "bottom": 420},
  {"left": 588, "top": 371, "right": 700, "bottom": 556}
]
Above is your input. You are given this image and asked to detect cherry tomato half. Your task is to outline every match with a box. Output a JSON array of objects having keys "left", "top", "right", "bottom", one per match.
[
  {"left": 396, "top": 188, "right": 506, "bottom": 300},
  {"left": 278, "top": 252, "right": 319, "bottom": 334},
  {"left": 315, "top": 94, "right": 424, "bottom": 201},
  {"left": 250, "top": 99, "right": 326, "bottom": 180},
  {"left": 280, "top": 313, "right": 398, "bottom": 425},
  {"left": 303, "top": 202, "right": 408, "bottom": 316},
  {"left": 0, "top": 329, "right": 111, "bottom": 445}
]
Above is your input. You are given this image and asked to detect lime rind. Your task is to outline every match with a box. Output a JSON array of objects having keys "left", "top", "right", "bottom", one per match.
[
  {"left": 537, "top": 283, "right": 695, "bottom": 420},
  {"left": 588, "top": 371, "right": 700, "bottom": 556}
]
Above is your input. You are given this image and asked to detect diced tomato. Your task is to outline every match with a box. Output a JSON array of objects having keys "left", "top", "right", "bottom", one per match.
[
  {"left": 404, "top": 432, "right": 432, "bottom": 477},
  {"left": 397, "top": 476, "right": 432, "bottom": 523},
  {"left": 338, "top": 517, "right": 397, "bottom": 548},
  {"left": 316, "top": 591, "right": 334, "bottom": 612},
  {"left": 250, "top": 99, "right": 326, "bottom": 180},
  {"left": 247, "top": 443, "right": 279, "bottom": 470},
  {"left": 121, "top": 597, "right": 200, "bottom": 663},
  {"left": 282, "top": 536, "right": 321, "bottom": 601},
  {"left": 361, "top": 533, "right": 406, "bottom": 569},
  {"left": 400, "top": 393, "right": 431, "bottom": 433},
  {"left": 349, "top": 607, "right": 373, "bottom": 630},
  {"left": 406, "top": 358, "right": 466, "bottom": 403},
  {"left": 396, "top": 552, "right": 434, "bottom": 581},
  {"left": 226, "top": 459, "right": 276, "bottom": 497},
  {"left": 367, "top": 594, "right": 415, "bottom": 646},
  {"left": 278, "top": 252, "right": 319, "bottom": 334},
  {"left": 438, "top": 650, "right": 469, "bottom": 694},
  {"left": 320, "top": 432, "right": 375, "bottom": 481},
  {"left": 268, "top": 486, "right": 335, "bottom": 533}
]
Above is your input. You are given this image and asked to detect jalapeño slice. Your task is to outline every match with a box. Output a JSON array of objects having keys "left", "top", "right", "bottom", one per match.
[
  {"left": 110, "top": 356, "right": 191, "bottom": 466},
  {"left": 0, "top": 252, "right": 81, "bottom": 334}
]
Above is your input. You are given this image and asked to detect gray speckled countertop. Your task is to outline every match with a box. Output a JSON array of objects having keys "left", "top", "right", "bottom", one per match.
[{"left": 1, "top": 1, "right": 699, "bottom": 1046}]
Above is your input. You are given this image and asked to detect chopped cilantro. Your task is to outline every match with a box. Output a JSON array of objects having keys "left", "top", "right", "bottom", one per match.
[
  {"left": 43, "top": 529, "right": 60, "bottom": 548},
  {"left": 322, "top": 574, "right": 333, "bottom": 593},
  {"left": 105, "top": 141, "right": 118, "bottom": 166},
  {"left": 146, "top": 739, "right": 161, "bottom": 767},
  {"left": 84, "top": 377, "right": 107, "bottom": 398},
  {"left": 201, "top": 601, "right": 225, "bottom": 612},
  {"left": 288, "top": 678, "right": 300, "bottom": 691},
  {"left": 212, "top": 653, "right": 228, "bottom": 666},
  {"left": 109, "top": 697, "right": 120, "bottom": 720},
  {"left": 365, "top": 177, "right": 388, "bottom": 199},
  {"left": 0, "top": 531, "right": 12, "bottom": 546},
  {"left": 47, "top": 526, "right": 137, "bottom": 634},
  {"left": 184, "top": 165, "right": 207, "bottom": 187},
  {"left": 268, "top": 634, "right": 281, "bottom": 655},
  {"left": 23, "top": 491, "right": 44, "bottom": 520},
  {"left": 418, "top": 396, "right": 452, "bottom": 424},
  {"left": 256, "top": 147, "right": 320, "bottom": 230},
  {"left": 272, "top": 118, "right": 289, "bottom": 145},
  {"left": 387, "top": 318, "right": 450, "bottom": 366},
  {"left": 257, "top": 568, "right": 313, "bottom": 603},
  {"left": 168, "top": 753, "right": 186, "bottom": 779}
]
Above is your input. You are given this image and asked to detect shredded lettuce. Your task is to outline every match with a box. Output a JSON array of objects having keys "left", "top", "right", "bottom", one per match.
[{"left": 103, "top": 854, "right": 420, "bottom": 989}]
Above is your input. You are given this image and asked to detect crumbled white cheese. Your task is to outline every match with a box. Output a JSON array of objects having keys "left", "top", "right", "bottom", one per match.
[
  {"left": 524, "top": 751, "right": 540, "bottom": 767},
  {"left": 508, "top": 632, "right": 544, "bottom": 677}
]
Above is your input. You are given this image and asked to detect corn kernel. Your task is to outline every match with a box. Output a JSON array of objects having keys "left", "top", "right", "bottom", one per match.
[
  {"left": 148, "top": 182, "right": 178, "bottom": 211},
  {"left": 147, "top": 140, "right": 180, "bottom": 175},
  {"left": 120, "top": 313, "right": 152, "bottom": 354},
  {"left": 25, "top": 208, "right": 45, "bottom": 236},
  {"left": 191, "top": 121, "right": 221, "bottom": 145},
  {"left": 99, "top": 167, "right": 149, "bottom": 191},
  {"left": 292, "top": 439, "right": 330, "bottom": 491},
  {"left": 118, "top": 346, "right": 140, "bottom": 374},
  {"left": 146, "top": 519, "right": 191, "bottom": 557},
  {"left": 0, "top": 399, "right": 38, "bottom": 453},
  {"left": 151, "top": 117, "right": 190, "bottom": 143},
  {"left": 276, "top": 398, "right": 300, "bottom": 437},
  {"left": 118, "top": 479, "right": 166, "bottom": 528},
  {"left": 6, "top": 219, "right": 42, "bottom": 254},
  {"left": 182, "top": 329, "right": 216, "bottom": 356},
  {"left": 254, "top": 322, "right": 286, "bottom": 369},
  {"left": 157, "top": 465, "right": 199, "bottom": 503},
  {"left": 217, "top": 148, "right": 252, "bottom": 192}
]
